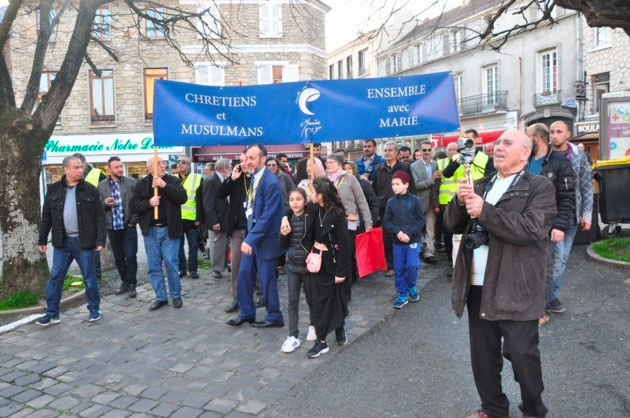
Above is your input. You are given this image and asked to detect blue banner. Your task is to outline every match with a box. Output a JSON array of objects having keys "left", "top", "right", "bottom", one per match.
[{"left": 153, "top": 72, "right": 459, "bottom": 146}]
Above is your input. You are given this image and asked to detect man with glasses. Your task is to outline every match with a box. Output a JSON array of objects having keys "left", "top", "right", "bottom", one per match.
[
  {"left": 176, "top": 155, "right": 204, "bottom": 279},
  {"left": 410, "top": 140, "right": 440, "bottom": 264},
  {"left": 445, "top": 130, "right": 556, "bottom": 418}
]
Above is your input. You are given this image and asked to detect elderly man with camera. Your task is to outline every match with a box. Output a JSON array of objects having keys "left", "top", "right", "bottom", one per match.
[{"left": 445, "top": 129, "right": 557, "bottom": 418}]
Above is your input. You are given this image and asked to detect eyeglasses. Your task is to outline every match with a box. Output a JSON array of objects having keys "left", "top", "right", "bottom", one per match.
[
  {"left": 177, "top": 160, "right": 189, "bottom": 164},
  {"left": 267, "top": 163, "right": 277, "bottom": 167},
  {"left": 421, "top": 149, "right": 432, "bottom": 152}
]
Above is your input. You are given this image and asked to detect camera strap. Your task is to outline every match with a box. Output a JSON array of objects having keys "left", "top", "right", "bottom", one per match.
[{"left": 482, "top": 169, "right": 525, "bottom": 200}]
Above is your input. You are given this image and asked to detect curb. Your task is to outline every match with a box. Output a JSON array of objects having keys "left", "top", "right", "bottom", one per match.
[
  {"left": 586, "top": 243, "right": 630, "bottom": 269},
  {"left": 0, "top": 290, "right": 86, "bottom": 318}
]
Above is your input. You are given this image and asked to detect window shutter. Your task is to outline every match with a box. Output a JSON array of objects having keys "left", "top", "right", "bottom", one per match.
[
  {"left": 259, "top": 4, "right": 270, "bottom": 37},
  {"left": 210, "top": 66, "right": 225, "bottom": 86},
  {"left": 401, "top": 49, "right": 409, "bottom": 69},
  {"left": 257, "top": 65, "right": 272, "bottom": 84},
  {"left": 198, "top": 4, "right": 220, "bottom": 38},
  {"left": 284, "top": 64, "right": 298, "bottom": 82},
  {"left": 272, "top": 3, "right": 282, "bottom": 37},
  {"left": 196, "top": 65, "right": 209, "bottom": 85}
]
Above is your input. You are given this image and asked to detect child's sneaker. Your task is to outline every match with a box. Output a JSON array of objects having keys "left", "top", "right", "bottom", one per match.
[
  {"left": 408, "top": 287, "right": 420, "bottom": 302},
  {"left": 306, "top": 325, "right": 317, "bottom": 341},
  {"left": 281, "top": 336, "right": 301, "bottom": 353},
  {"left": 393, "top": 295, "right": 408, "bottom": 309},
  {"left": 36, "top": 314, "right": 60, "bottom": 327},
  {"left": 307, "top": 341, "right": 329, "bottom": 358},
  {"left": 88, "top": 310, "right": 102, "bottom": 322}
]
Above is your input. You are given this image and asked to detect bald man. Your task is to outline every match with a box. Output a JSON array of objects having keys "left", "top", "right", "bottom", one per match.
[{"left": 445, "top": 129, "right": 557, "bottom": 418}]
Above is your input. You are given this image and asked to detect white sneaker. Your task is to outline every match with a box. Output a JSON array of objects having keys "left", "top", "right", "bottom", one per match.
[
  {"left": 281, "top": 336, "right": 301, "bottom": 353},
  {"left": 306, "top": 325, "right": 317, "bottom": 341}
]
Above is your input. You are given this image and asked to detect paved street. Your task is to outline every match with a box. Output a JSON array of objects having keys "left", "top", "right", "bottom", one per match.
[
  {"left": 0, "top": 245, "right": 628, "bottom": 417},
  {"left": 0, "top": 254, "right": 436, "bottom": 418},
  {"left": 265, "top": 245, "right": 630, "bottom": 417}
]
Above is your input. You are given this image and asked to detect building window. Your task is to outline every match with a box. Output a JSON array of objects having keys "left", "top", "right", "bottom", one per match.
[
  {"left": 358, "top": 48, "right": 367, "bottom": 75},
  {"left": 39, "top": 71, "right": 56, "bottom": 100},
  {"left": 450, "top": 30, "right": 461, "bottom": 53},
  {"left": 256, "top": 63, "right": 298, "bottom": 84},
  {"left": 337, "top": 60, "right": 343, "bottom": 79},
  {"left": 145, "top": 6, "right": 165, "bottom": 39},
  {"left": 401, "top": 49, "right": 409, "bottom": 70},
  {"left": 329, "top": 64, "right": 335, "bottom": 79},
  {"left": 592, "top": 72, "right": 610, "bottom": 113},
  {"left": 259, "top": 2, "right": 282, "bottom": 38},
  {"left": 540, "top": 49, "right": 557, "bottom": 94},
  {"left": 37, "top": 7, "right": 56, "bottom": 41},
  {"left": 346, "top": 56, "right": 353, "bottom": 79},
  {"left": 93, "top": 6, "right": 111, "bottom": 39},
  {"left": 453, "top": 73, "right": 462, "bottom": 110},
  {"left": 197, "top": 3, "right": 220, "bottom": 38},
  {"left": 88, "top": 70, "right": 115, "bottom": 125},
  {"left": 143, "top": 68, "right": 168, "bottom": 121},
  {"left": 389, "top": 54, "right": 399, "bottom": 74},
  {"left": 595, "top": 27, "right": 611, "bottom": 47},
  {"left": 483, "top": 65, "right": 498, "bottom": 107},
  {"left": 196, "top": 63, "right": 225, "bottom": 86},
  {"left": 412, "top": 43, "right": 423, "bottom": 65}
]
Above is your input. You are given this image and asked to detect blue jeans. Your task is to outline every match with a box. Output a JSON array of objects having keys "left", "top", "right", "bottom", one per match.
[
  {"left": 178, "top": 227, "right": 199, "bottom": 274},
  {"left": 393, "top": 243, "right": 421, "bottom": 295},
  {"left": 237, "top": 253, "right": 283, "bottom": 324},
  {"left": 546, "top": 219, "right": 578, "bottom": 305},
  {"left": 108, "top": 226, "right": 138, "bottom": 285},
  {"left": 144, "top": 226, "right": 181, "bottom": 301},
  {"left": 45, "top": 237, "right": 100, "bottom": 317}
]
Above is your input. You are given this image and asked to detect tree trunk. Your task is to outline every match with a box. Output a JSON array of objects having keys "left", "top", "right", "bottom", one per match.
[{"left": 0, "top": 115, "right": 49, "bottom": 298}]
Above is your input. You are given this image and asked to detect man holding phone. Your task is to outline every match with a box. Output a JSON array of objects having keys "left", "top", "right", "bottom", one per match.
[{"left": 98, "top": 156, "right": 139, "bottom": 298}]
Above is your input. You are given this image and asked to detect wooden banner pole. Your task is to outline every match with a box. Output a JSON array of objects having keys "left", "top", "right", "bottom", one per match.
[
  {"left": 309, "top": 142, "right": 314, "bottom": 183},
  {"left": 153, "top": 147, "right": 159, "bottom": 220}
]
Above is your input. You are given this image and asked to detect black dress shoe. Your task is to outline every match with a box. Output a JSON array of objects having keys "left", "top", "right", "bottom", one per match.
[
  {"left": 127, "top": 285, "right": 137, "bottom": 298},
  {"left": 115, "top": 284, "right": 129, "bottom": 295},
  {"left": 251, "top": 321, "right": 284, "bottom": 328},
  {"left": 179, "top": 271, "right": 187, "bottom": 278},
  {"left": 173, "top": 298, "right": 183, "bottom": 308},
  {"left": 212, "top": 271, "right": 222, "bottom": 279},
  {"left": 424, "top": 256, "right": 438, "bottom": 265},
  {"left": 190, "top": 272, "right": 199, "bottom": 279},
  {"left": 225, "top": 300, "right": 239, "bottom": 313},
  {"left": 226, "top": 317, "right": 255, "bottom": 326},
  {"left": 149, "top": 300, "right": 168, "bottom": 311},
  {"left": 255, "top": 296, "right": 265, "bottom": 307}
]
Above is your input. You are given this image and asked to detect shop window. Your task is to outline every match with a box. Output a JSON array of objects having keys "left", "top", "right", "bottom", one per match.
[{"left": 143, "top": 68, "right": 168, "bottom": 121}]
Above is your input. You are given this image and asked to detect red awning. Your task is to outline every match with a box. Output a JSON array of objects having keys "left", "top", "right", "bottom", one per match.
[
  {"left": 440, "top": 130, "right": 505, "bottom": 147},
  {"left": 192, "top": 144, "right": 327, "bottom": 162}
]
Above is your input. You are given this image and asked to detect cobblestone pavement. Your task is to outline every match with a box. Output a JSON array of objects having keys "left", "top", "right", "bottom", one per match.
[{"left": 0, "top": 260, "right": 438, "bottom": 417}]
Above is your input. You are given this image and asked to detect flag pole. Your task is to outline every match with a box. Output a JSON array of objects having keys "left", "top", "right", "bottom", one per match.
[{"left": 153, "top": 147, "right": 159, "bottom": 220}]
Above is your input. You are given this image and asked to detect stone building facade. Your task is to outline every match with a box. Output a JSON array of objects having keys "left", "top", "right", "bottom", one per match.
[
  {"left": 8, "top": 0, "right": 329, "bottom": 181},
  {"left": 373, "top": 0, "right": 581, "bottom": 148}
]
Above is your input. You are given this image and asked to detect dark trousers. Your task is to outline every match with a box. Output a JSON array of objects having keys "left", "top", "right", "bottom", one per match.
[
  {"left": 178, "top": 227, "right": 199, "bottom": 274},
  {"left": 467, "top": 286, "right": 548, "bottom": 418},
  {"left": 237, "top": 253, "right": 283, "bottom": 324},
  {"left": 346, "top": 230, "right": 357, "bottom": 298},
  {"left": 380, "top": 208, "right": 394, "bottom": 270},
  {"left": 107, "top": 227, "right": 138, "bottom": 286},
  {"left": 438, "top": 205, "right": 453, "bottom": 264}
]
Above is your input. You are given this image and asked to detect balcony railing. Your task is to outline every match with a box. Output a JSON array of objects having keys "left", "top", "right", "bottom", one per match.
[
  {"left": 534, "top": 90, "right": 561, "bottom": 107},
  {"left": 459, "top": 91, "right": 508, "bottom": 116}
]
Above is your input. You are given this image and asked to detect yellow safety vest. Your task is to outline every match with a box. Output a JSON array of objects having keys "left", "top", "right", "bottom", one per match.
[
  {"left": 437, "top": 152, "right": 489, "bottom": 205},
  {"left": 84, "top": 167, "right": 103, "bottom": 187},
  {"left": 181, "top": 171, "right": 202, "bottom": 221}
]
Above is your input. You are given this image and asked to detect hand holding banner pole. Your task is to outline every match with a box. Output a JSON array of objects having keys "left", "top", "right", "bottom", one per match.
[{"left": 153, "top": 147, "right": 159, "bottom": 220}]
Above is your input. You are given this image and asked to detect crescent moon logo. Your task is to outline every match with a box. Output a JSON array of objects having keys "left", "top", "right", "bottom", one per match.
[{"left": 297, "top": 87, "right": 321, "bottom": 116}]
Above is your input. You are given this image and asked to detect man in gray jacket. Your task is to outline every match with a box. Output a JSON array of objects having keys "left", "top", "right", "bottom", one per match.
[
  {"left": 410, "top": 140, "right": 440, "bottom": 264},
  {"left": 98, "top": 156, "right": 138, "bottom": 297}
]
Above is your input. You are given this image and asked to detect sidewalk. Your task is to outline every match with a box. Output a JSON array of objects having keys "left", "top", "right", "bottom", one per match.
[{"left": 0, "top": 261, "right": 437, "bottom": 417}]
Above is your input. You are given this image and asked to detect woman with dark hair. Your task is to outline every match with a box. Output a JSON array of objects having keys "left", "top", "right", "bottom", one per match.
[
  {"left": 343, "top": 161, "right": 380, "bottom": 232},
  {"left": 282, "top": 177, "right": 350, "bottom": 358}
]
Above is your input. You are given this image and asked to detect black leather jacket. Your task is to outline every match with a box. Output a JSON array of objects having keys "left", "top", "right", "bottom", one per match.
[{"left": 39, "top": 177, "right": 106, "bottom": 249}]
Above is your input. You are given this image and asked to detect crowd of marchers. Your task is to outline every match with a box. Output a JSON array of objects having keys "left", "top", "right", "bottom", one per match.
[{"left": 36, "top": 120, "right": 592, "bottom": 418}]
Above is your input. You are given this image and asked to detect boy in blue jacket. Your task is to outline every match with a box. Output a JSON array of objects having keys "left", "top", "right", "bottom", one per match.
[{"left": 383, "top": 171, "right": 426, "bottom": 309}]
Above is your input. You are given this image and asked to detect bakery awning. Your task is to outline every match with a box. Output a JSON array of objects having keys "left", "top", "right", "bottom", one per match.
[
  {"left": 439, "top": 130, "right": 505, "bottom": 147},
  {"left": 192, "top": 144, "right": 326, "bottom": 162}
]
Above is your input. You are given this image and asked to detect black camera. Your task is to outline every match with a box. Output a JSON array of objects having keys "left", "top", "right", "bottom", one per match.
[
  {"left": 457, "top": 137, "right": 476, "bottom": 165},
  {"left": 463, "top": 220, "right": 489, "bottom": 250}
]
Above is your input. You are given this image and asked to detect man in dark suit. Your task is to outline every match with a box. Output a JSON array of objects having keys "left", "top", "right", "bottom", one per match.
[
  {"left": 227, "top": 144, "right": 285, "bottom": 328},
  {"left": 202, "top": 158, "right": 232, "bottom": 279}
]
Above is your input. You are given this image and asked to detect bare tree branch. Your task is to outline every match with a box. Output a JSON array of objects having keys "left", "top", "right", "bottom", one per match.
[
  {"left": 89, "top": 34, "right": 120, "bottom": 63},
  {"left": 0, "top": 0, "right": 23, "bottom": 50},
  {"left": 83, "top": 52, "right": 100, "bottom": 76}
]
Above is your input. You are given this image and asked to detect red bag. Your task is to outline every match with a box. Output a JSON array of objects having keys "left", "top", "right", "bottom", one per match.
[{"left": 355, "top": 227, "right": 387, "bottom": 278}]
